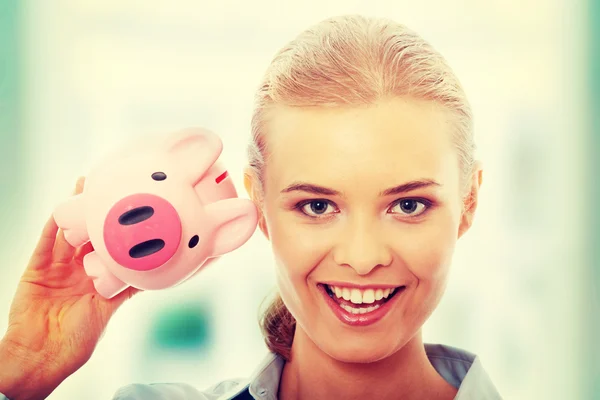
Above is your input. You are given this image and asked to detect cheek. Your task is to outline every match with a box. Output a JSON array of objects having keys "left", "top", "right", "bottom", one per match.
[
  {"left": 392, "top": 215, "right": 459, "bottom": 325},
  {"left": 270, "top": 228, "right": 326, "bottom": 329},
  {"left": 264, "top": 204, "right": 340, "bottom": 328},
  {"left": 266, "top": 202, "right": 331, "bottom": 272},
  {"left": 264, "top": 201, "right": 328, "bottom": 298},
  {"left": 396, "top": 215, "right": 459, "bottom": 282}
]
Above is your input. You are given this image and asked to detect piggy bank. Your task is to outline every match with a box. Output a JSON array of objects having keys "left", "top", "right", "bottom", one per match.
[{"left": 53, "top": 127, "right": 259, "bottom": 299}]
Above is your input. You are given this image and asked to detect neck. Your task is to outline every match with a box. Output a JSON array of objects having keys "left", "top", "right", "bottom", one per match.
[{"left": 278, "top": 329, "right": 457, "bottom": 400}]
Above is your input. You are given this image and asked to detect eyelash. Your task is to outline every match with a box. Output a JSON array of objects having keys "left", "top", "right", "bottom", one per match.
[{"left": 293, "top": 198, "right": 433, "bottom": 220}]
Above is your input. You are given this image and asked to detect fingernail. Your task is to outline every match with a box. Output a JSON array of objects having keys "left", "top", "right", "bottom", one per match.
[{"left": 74, "top": 176, "right": 85, "bottom": 193}]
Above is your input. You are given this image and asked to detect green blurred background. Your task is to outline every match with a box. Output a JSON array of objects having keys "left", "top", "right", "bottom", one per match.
[
  {"left": 588, "top": 0, "right": 599, "bottom": 397},
  {"left": 0, "top": 1, "right": 23, "bottom": 240},
  {"left": 0, "top": 1, "right": 598, "bottom": 399}
]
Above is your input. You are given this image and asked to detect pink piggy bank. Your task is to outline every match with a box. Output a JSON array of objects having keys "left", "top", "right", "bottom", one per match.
[{"left": 53, "top": 127, "right": 259, "bottom": 299}]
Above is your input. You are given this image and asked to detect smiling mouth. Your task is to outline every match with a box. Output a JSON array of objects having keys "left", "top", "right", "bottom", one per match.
[{"left": 320, "top": 283, "right": 406, "bottom": 315}]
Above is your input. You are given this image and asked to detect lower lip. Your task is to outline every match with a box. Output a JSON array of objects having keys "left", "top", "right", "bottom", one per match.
[{"left": 318, "top": 284, "right": 404, "bottom": 327}]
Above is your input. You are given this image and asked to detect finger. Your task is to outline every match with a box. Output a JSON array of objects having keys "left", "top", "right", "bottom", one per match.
[
  {"left": 104, "top": 287, "right": 142, "bottom": 319},
  {"left": 29, "top": 214, "right": 60, "bottom": 267},
  {"left": 114, "top": 287, "right": 141, "bottom": 307},
  {"left": 52, "top": 229, "right": 76, "bottom": 263},
  {"left": 74, "top": 176, "right": 86, "bottom": 194},
  {"left": 52, "top": 177, "right": 87, "bottom": 263},
  {"left": 74, "top": 241, "right": 94, "bottom": 263}
]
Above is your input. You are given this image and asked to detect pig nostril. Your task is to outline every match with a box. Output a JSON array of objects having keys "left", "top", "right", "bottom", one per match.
[
  {"left": 188, "top": 235, "right": 199, "bottom": 248},
  {"left": 152, "top": 172, "right": 167, "bottom": 181},
  {"left": 119, "top": 206, "right": 155, "bottom": 225},
  {"left": 129, "top": 239, "right": 165, "bottom": 258}
]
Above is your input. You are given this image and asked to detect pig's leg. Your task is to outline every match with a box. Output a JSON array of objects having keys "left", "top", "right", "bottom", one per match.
[
  {"left": 53, "top": 195, "right": 89, "bottom": 247},
  {"left": 83, "top": 252, "right": 128, "bottom": 299}
]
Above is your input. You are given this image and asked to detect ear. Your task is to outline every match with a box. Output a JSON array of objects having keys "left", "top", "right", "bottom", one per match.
[
  {"left": 205, "top": 198, "right": 259, "bottom": 257},
  {"left": 244, "top": 167, "right": 269, "bottom": 240},
  {"left": 165, "top": 127, "right": 223, "bottom": 185},
  {"left": 458, "top": 162, "right": 483, "bottom": 239}
]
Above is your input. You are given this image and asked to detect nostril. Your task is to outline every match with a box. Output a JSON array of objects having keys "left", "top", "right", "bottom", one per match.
[
  {"left": 129, "top": 239, "right": 166, "bottom": 258},
  {"left": 119, "top": 206, "right": 154, "bottom": 225}
]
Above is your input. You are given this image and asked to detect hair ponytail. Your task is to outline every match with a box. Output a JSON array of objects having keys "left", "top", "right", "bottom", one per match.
[{"left": 258, "top": 291, "right": 296, "bottom": 361}]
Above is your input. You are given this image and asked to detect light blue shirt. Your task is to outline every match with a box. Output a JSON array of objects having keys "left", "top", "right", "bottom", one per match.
[{"left": 0, "top": 343, "right": 502, "bottom": 399}]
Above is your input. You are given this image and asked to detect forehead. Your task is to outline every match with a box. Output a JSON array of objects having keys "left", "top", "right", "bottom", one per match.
[{"left": 264, "top": 98, "right": 459, "bottom": 190}]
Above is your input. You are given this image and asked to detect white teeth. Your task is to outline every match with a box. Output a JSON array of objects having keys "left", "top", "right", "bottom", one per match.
[
  {"left": 362, "top": 289, "right": 375, "bottom": 304},
  {"left": 328, "top": 285, "right": 400, "bottom": 305},
  {"left": 334, "top": 286, "right": 342, "bottom": 298},
  {"left": 342, "top": 288, "right": 351, "bottom": 301},
  {"left": 350, "top": 289, "right": 362, "bottom": 304},
  {"left": 340, "top": 303, "right": 381, "bottom": 314}
]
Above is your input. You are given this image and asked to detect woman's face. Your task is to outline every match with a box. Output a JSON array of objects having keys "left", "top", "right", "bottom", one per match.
[{"left": 256, "top": 97, "right": 479, "bottom": 363}]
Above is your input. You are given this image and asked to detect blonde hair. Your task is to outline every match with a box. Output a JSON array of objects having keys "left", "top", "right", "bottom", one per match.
[{"left": 247, "top": 15, "right": 475, "bottom": 361}]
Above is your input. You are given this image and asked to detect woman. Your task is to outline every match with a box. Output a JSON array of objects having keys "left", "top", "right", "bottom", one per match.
[{"left": 0, "top": 15, "right": 502, "bottom": 400}]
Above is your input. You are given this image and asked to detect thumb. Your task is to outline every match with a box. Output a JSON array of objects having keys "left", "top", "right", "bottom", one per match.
[
  {"left": 74, "top": 176, "right": 86, "bottom": 195},
  {"left": 108, "top": 286, "right": 142, "bottom": 313},
  {"left": 97, "top": 287, "right": 142, "bottom": 329}
]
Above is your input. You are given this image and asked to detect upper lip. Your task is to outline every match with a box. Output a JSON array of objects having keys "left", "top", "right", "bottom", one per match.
[{"left": 320, "top": 282, "right": 406, "bottom": 290}]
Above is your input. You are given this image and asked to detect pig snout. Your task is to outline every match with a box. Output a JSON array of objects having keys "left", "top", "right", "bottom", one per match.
[{"left": 103, "top": 194, "right": 184, "bottom": 271}]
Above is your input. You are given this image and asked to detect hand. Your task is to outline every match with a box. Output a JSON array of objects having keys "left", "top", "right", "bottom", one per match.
[{"left": 0, "top": 177, "right": 140, "bottom": 400}]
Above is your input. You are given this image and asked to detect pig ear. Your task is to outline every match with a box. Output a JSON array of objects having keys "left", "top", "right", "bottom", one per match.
[
  {"left": 205, "top": 198, "right": 259, "bottom": 257},
  {"left": 165, "top": 127, "right": 223, "bottom": 184}
]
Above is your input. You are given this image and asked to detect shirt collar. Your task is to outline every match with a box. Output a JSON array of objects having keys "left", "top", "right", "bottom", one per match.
[{"left": 247, "top": 352, "right": 283, "bottom": 400}]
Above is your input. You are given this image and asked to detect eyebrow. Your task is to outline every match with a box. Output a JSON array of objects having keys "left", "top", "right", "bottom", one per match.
[{"left": 280, "top": 179, "right": 441, "bottom": 197}]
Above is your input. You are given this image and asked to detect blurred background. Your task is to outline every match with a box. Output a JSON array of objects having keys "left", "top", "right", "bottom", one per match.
[{"left": 0, "top": 0, "right": 598, "bottom": 399}]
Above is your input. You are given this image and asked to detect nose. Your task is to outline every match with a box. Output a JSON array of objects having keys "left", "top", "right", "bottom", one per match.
[
  {"left": 332, "top": 216, "right": 393, "bottom": 275},
  {"left": 103, "top": 193, "right": 182, "bottom": 271}
]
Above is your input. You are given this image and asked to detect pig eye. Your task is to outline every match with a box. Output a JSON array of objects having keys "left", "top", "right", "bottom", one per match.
[
  {"left": 152, "top": 172, "right": 167, "bottom": 181},
  {"left": 188, "top": 235, "right": 199, "bottom": 248}
]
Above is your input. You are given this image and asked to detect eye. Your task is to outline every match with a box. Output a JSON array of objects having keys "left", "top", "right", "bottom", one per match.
[
  {"left": 389, "top": 199, "right": 429, "bottom": 216},
  {"left": 297, "top": 200, "right": 337, "bottom": 217},
  {"left": 188, "top": 235, "right": 199, "bottom": 248},
  {"left": 152, "top": 172, "right": 167, "bottom": 181}
]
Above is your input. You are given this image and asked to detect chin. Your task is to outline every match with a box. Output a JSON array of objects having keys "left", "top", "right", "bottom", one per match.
[{"left": 319, "top": 336, "right": 400, "bottom": 364}]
